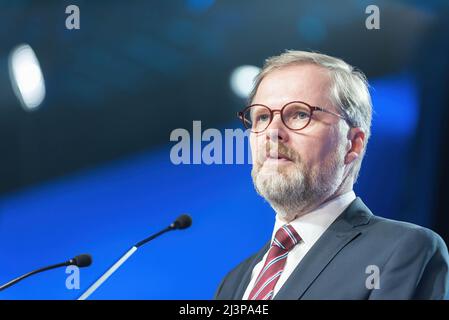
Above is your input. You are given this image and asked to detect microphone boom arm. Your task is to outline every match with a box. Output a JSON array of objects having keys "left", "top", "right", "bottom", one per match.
[
  {"left": 78, "top": 215, "right": 191, "bottom": 300},
  {"left": 0, "top": 262, "right": 67, "bottom": 291}
]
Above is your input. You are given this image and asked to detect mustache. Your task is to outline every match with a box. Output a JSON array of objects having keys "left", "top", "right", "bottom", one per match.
[{"left": 262, "top": 142, "right": 301, "bottom": 163}]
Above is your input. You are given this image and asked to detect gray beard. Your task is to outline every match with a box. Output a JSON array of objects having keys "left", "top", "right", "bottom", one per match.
[{"left": 251, "top": 152, "right": 343, "bottom": 222}]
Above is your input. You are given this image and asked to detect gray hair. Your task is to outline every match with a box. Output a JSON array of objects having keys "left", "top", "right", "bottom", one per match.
[{"left": 249, "top": 50, "right": 373, "bottom": 183}]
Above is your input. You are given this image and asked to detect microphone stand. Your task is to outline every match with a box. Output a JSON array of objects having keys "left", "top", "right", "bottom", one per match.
[{"left": 78, "top": 225, "right": 174, "bottom": 300}]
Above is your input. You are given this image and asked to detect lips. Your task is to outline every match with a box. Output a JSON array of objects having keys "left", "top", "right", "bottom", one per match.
[{"left": 266, "top": 151, "right": 292, "bottom": 161}]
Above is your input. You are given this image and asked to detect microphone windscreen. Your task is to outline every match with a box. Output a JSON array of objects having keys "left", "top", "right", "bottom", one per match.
[
  {"left": 173, "top": 214, "right": 192, "bottom": 230},
  {"left": 73, "top": 254, "right": 93, "bottom": 267}
]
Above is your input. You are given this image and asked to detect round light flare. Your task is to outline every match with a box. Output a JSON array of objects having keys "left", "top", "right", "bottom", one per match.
[
  {"left": 230, "top": 65, "right": 261, "bottom": 99},
  {"left": 8, "top": 44, "right": 46, "bottom": 110}
]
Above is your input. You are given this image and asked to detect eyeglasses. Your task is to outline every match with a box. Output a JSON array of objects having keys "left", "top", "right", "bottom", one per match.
[{"left": 237, "top": 101, "right": 356, "bottom": 133}]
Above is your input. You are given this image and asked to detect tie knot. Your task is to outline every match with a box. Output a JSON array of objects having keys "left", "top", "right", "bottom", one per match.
[{"left": 272, "top": 224, "right": 301, "bottom": 251}]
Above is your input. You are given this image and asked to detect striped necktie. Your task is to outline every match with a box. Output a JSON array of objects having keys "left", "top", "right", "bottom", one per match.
[{"left": 248, "top": 224, "right": 301, "bottom": 300}]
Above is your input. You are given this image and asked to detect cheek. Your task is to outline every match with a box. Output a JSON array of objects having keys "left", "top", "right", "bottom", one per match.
[
  {"left": 250, "top": 134, "right": 264, "bottom": 159},
  {"left": 314, "top": 132, "right": 344, "bottom": 166},
  {"left": 290, "top": 131, "right": 339, "bottom": 166}
]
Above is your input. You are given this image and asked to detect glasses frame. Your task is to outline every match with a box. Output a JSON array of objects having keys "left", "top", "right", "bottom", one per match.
[{"left": 237, "top": 100, "right": 356, "bottom": 133}]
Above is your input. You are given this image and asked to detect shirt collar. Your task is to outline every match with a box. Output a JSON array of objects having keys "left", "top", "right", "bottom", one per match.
[{"left": 271, "top": 191, "right": 356, "bottom": 246}]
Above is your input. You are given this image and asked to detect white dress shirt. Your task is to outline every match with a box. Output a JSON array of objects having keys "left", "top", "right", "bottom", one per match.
[{"left": 242, "top": 190, "right": 356, "bottom": 300}]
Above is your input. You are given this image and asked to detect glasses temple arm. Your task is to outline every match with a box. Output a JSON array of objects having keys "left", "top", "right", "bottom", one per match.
[{"left": 316, "top": 107, "right": 358, "bottom": 128}]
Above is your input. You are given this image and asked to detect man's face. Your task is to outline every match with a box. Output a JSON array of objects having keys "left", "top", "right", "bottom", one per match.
[{"left": 250, "top": 63, "right": 348, "bottom": 221}]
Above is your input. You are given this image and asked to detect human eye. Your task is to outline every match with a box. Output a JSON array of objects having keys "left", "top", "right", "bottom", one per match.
[
  {"left": 294, "top": 110, "right": 309, "bottom": 119},
  {"left": 289, "top": 108, "right": 310, "bottom": 120},
  {"left": 256, "top": 113, "right": 271, "bottom": 122}
]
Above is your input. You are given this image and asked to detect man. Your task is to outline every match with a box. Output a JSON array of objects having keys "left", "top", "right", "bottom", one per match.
[{"left": 214, "top": 50, "right": 449, "bottom": 300}]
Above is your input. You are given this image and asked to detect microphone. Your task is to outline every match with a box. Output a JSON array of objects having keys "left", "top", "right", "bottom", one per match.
[
  {"left": 68, "top": 254, "right": 93, "bottom": 268},
  {"left": 78, "top": 214, "right": 192, "bottom": 300},
  {"left": 0, "top": 254, "right": 92, "bottom": 291},
  {"left": 171, "top": 214, "right": 192, "bottom": 230}
]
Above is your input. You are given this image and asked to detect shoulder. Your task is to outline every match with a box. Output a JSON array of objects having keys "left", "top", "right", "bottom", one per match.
[
  {"left": 348, "top": 197, "right": 447, "bottom": 252},
  {"left": 369, "top": 214, "right": 447, "bottom": 251}
]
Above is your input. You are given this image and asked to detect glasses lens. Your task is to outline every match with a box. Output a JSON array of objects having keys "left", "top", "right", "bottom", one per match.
[
  {"left": 242, "top": 105, "right": 271, "bottom": 132},
  {"left": 282, "top": 102, "right": 311, "bottom": 130}
]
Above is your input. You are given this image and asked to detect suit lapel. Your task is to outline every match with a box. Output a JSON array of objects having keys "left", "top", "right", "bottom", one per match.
[
  {"left": 274, "top": 197, "right": 372, "bottom": 300},
  {"left": 233, "top": 240, "right": 271, "bottom": 299}
]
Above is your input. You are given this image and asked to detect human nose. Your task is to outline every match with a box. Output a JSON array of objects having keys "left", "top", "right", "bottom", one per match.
[{"left": 265, "top": 110, "right": 289, "bottom": 143}]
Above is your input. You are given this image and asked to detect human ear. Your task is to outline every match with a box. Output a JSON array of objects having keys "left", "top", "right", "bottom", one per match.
[{"left": 345, "top": 128, "right": 365, "bottom": 165}]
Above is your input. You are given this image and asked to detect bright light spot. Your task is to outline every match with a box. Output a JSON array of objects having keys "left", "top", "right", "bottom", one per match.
[
  {"left": 8, "top": 44, "right": 46, "bottom": 110},
  {"left": 230, "top": 65, "right": 260, "bottom": 99}
]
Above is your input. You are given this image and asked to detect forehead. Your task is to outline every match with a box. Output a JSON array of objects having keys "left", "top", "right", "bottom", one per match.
[{"left": 253, "top": 63, "right": 333, "bottom": 109}]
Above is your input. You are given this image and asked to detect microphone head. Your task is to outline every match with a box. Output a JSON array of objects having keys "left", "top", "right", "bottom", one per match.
[
  {"left": 71, "top": 254, "right": 92, "bottom": 268},
  {"left": 172, "top": 214, "right": 192, "bottom": 230}
]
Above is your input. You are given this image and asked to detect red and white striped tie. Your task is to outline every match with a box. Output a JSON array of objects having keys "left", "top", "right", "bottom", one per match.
[{"left": 248, "top": 224, "right": 301, "bottom": 300}]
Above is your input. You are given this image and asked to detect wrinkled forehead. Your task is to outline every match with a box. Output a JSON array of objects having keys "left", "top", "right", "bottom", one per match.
[{"left": 252, "top": 63, "right": 335, "bottom": 111}]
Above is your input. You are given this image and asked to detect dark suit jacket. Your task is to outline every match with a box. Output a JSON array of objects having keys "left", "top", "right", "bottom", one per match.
[{"left": 214, "top": 197, "right": 449, "bottom": 299}]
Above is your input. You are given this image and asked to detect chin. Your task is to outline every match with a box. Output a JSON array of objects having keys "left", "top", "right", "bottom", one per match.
[
  {"left": 256, "top": 170, "right": 297, "bottom": 193},
  {"left": 259, "top": 162, "right": 294, "bottom": 177}
]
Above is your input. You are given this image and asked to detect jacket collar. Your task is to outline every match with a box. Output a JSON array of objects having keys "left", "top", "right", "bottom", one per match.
[{"left": 233, "top": 197, "right": 373, "bottom": 300}]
